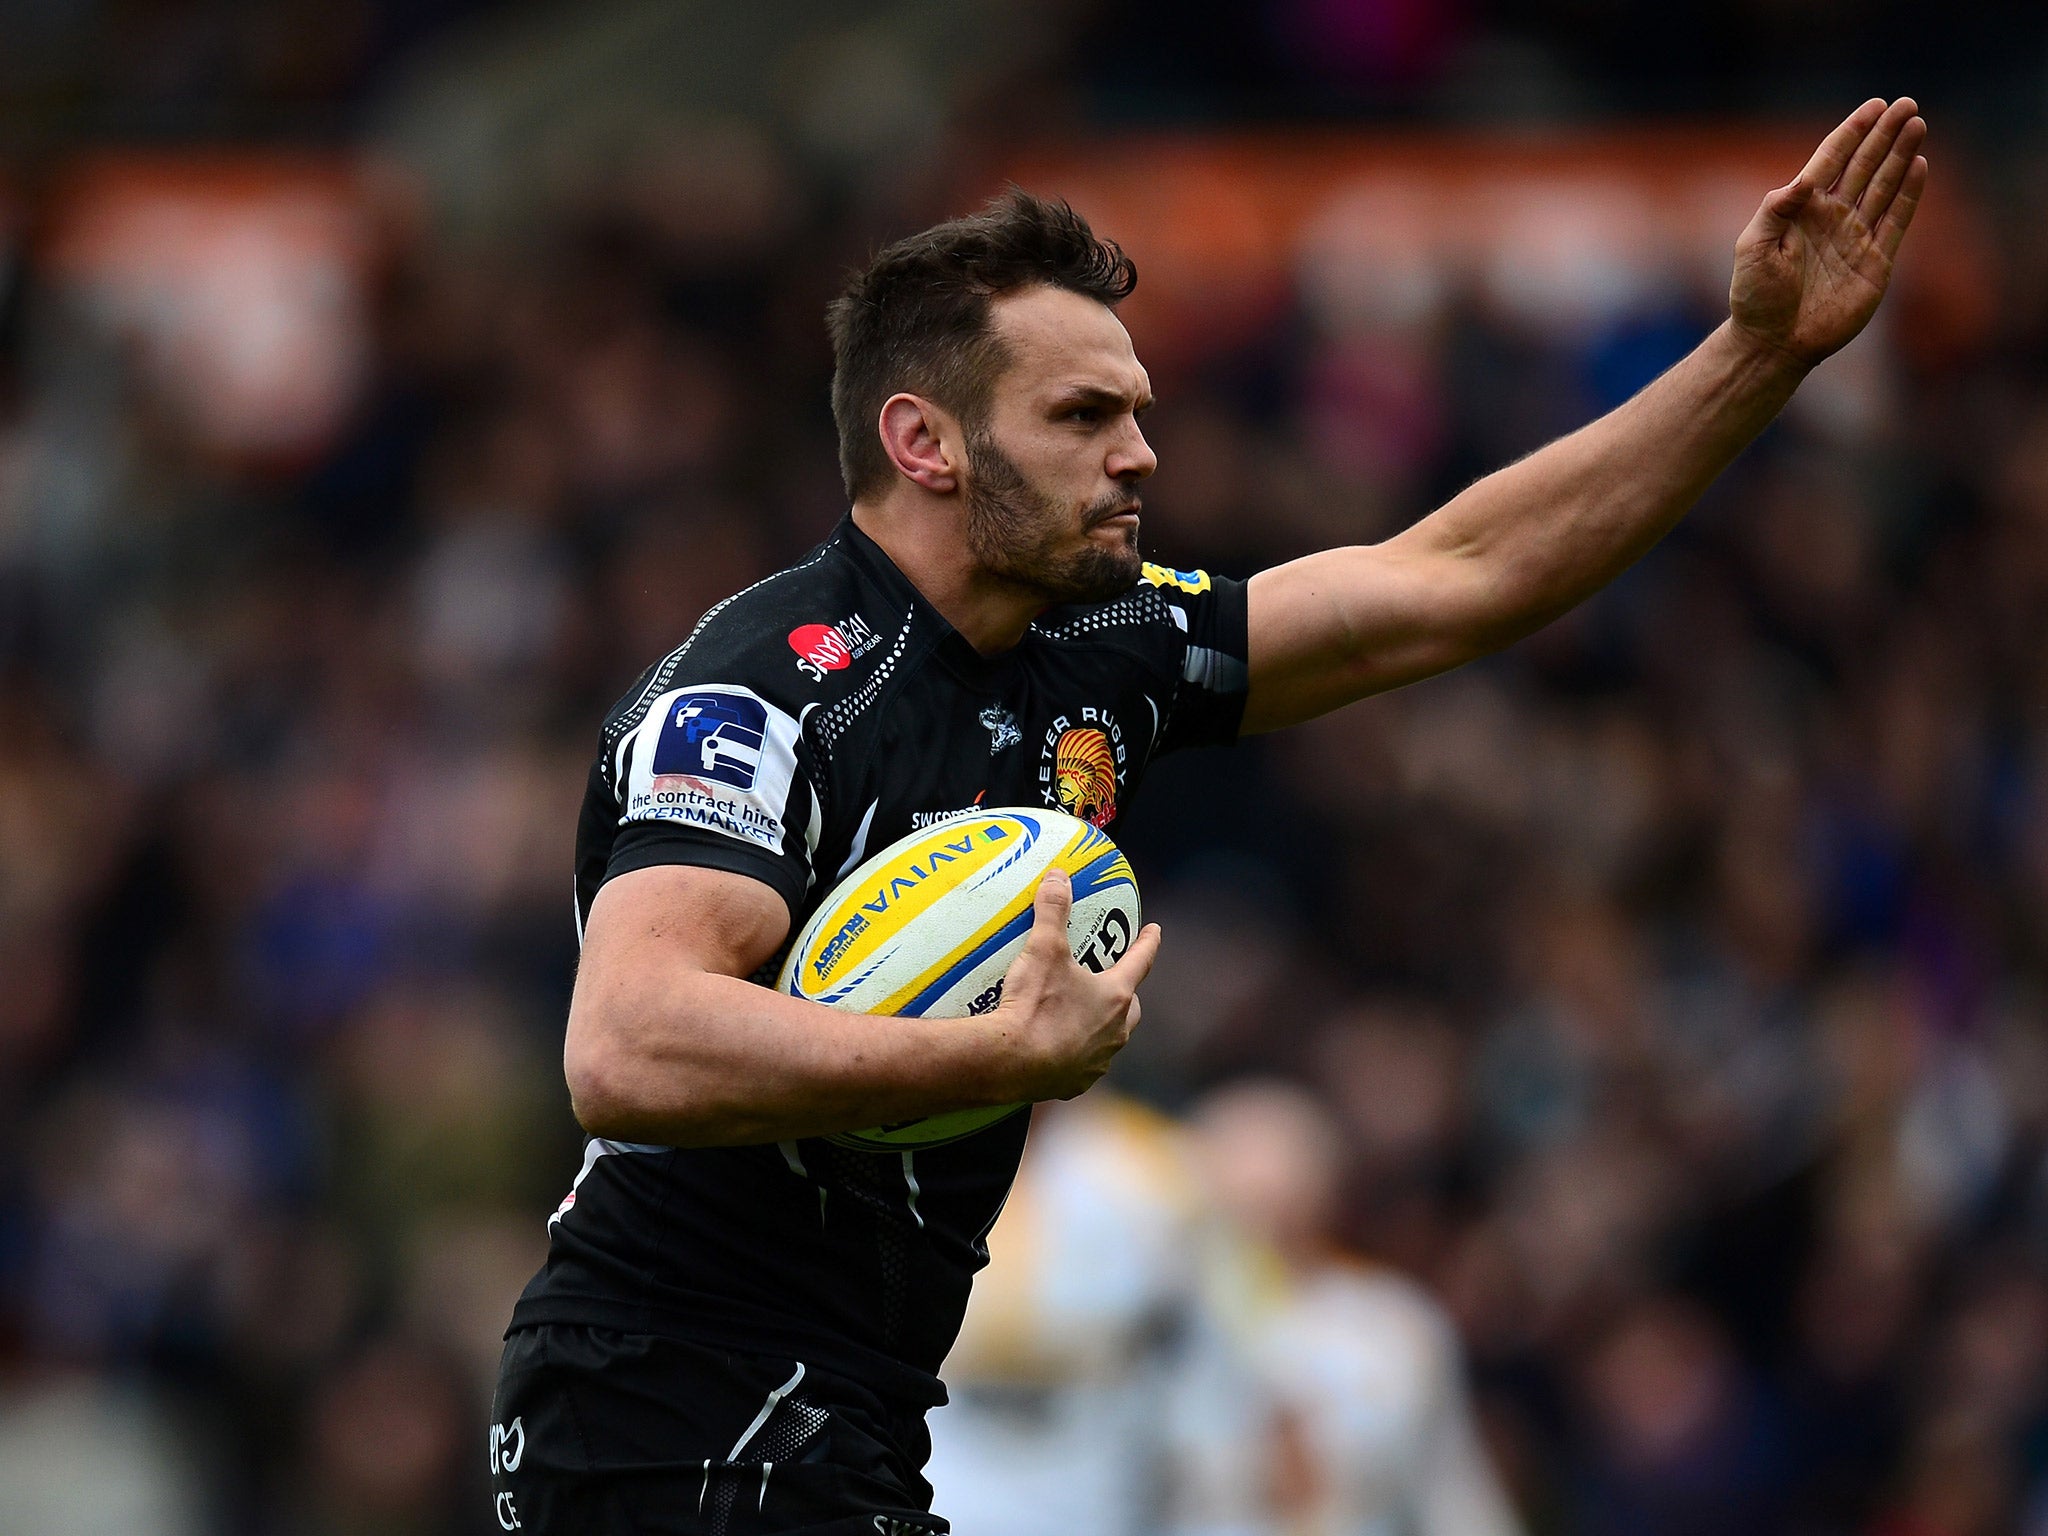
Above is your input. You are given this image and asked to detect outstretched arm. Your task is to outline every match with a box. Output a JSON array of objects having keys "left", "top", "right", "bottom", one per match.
[{"left": 1241, "top": 97, "right": 1928, "bottom": 734}]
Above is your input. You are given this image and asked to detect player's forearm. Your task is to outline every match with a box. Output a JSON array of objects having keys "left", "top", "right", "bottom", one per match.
[
  {"left": 1415, "top": 319, "right": 1807, "bottom": 649},
  {"left": 565, "top": 970, "right": 1016, "bottom": 1148}
]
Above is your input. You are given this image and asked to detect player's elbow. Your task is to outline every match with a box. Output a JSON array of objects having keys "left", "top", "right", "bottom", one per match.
[
  {"left": 562, "top": 1001, "right": 671, "bottom": 1140},
  {"left": 566, "top": 1041, "right": 710, "bottom": 1142},
  {"left": 1407, "top": 548, "right": 1541, "bottom": 669},
  {"left": 563, "top": 1026, "right": 639, "bottom": 1139},
  {"left": 563, "top": 989, "right": 734, "bottom": 1144}
]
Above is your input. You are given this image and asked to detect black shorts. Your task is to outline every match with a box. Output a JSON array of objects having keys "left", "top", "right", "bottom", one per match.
[{"left": 489, "top": 1325, "right": 949, "bottom": 1536}]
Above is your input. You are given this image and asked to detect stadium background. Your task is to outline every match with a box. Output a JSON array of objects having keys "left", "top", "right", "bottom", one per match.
[{"left": 1, "top": 2, "right": 2046, "bottom": 1532}]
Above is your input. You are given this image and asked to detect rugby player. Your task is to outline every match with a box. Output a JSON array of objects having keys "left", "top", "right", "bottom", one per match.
[{"left": 491, "top": 98, "right": 1927, "bottom": 1535}]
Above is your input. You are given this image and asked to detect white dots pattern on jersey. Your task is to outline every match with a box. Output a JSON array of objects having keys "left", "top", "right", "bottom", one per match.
[
  {"left": 1029, "top": 585, "right": 1174, "bottom": 641},
  {"left": 811, "top": 608, "right": 917, "bottom": 762}
]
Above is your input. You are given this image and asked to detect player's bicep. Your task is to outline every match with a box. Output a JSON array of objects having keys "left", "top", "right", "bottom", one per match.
[
  {"left": 570, "top": 865, "right": 789, "bottom": 1049},
  {"left": 579, "top": 863, "right": 791, "bottom": 981},
  {"left": 1241, "top": 540, "right": 1495, "bottom": 733},
  {"left": 564, "top": 864, "right": 792, "bottom": 1131}
]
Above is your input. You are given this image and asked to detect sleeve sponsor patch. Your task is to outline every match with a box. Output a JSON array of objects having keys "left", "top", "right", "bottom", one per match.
[{"left": 623, "top": 685, "right": 802, "bottom": 853}]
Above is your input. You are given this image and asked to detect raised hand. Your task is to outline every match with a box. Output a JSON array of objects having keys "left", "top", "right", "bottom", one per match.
[{"left": 1730, "top": 97, "right": 1929, "bottom": 368}]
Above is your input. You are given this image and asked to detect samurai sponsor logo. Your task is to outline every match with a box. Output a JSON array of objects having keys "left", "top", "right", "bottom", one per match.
[
  {"left": 790, "top": 614, "right": 881, "bottom": 681},
  {"left": 1038, "top": 707, "right": 1126, "bottom": 828},
  {"left": 627, "top": 685, "right": 801, "bottom": 853}
]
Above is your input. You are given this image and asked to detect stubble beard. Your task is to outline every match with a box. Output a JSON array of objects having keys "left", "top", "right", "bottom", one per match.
[{"left": 962, "top": 428, "right": 1142, "bottom": 605}]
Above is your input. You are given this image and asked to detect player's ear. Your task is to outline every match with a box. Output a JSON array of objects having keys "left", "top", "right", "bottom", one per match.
[{"left": 879, "top": 393, "right": 959, "bottom": 494}]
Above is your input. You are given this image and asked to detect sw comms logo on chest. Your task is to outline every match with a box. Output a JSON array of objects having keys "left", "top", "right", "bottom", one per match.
[
  {"left": 911, "top": 789, "right": 987, "bottom": 829},
  {"left": 1039, "top": 706, "right": 1126, "bottom": 828},
  {"left": 628, "top": 685, "right": 802, "bottom": 853},
  {"left": 789, "top": 614, "right": 882, "bottom": 681}
]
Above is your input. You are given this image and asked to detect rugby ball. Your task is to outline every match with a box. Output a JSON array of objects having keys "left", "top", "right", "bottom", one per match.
[{"left": 778, "top": 807, "right": 1142, "bottom": 1151}]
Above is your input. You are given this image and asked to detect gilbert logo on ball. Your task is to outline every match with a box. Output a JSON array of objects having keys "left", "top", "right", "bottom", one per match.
[{"left": 779, "top": 807, "right": 1142, "bottom": 1150}]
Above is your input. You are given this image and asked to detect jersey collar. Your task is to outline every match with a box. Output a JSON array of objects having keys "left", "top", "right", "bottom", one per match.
[{"left": 836, "top": 514, "right": 1022, "bottom": 685}]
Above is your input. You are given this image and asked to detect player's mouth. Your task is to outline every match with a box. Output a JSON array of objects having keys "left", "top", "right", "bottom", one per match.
[{"left": 1089, "top": 502, "right": 1142, "bottom": 530}]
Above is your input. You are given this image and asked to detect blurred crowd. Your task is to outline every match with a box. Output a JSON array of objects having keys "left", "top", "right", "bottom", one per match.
[{"left": 5, "top": 3, "right": 2048, "bottom": 1535}]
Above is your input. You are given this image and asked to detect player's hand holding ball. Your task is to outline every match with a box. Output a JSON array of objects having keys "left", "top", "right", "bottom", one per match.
[
  {"left": 779, "top": 807, "right": 1156, "bottom": 1148},
  {"left": 984, "top": 864, "right": 1161, "bottom": 1104}
]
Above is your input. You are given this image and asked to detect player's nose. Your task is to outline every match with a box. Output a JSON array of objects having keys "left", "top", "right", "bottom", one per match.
[{"left": 1108, "top": 421, "right": 1157, "bottom": 482}]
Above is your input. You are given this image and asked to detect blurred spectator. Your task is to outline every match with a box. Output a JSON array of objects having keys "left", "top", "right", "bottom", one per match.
[
  {"left": 0, "top": 1379, "right": 206, "bottom": 1536},
  {"left": 279, "top": 1336, "right": 477, "bottom": 1536},
  {"left": 925, "top": 1093, "right": 1220, "bottom": 1536},
  {"left": 1571, "top": 1295, "right": 1787, "bottom": 1536},
  {"left": 1188, "top": 1079, "right": 1524, "bottom": 1536}
]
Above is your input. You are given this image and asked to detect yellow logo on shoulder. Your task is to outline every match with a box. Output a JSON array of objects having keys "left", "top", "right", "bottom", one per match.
[{"left": 1141, "top": 562, "right": 1211, "bottom": 596}]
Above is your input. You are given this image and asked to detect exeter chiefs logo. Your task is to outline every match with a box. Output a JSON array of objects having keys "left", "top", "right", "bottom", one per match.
[
  {"left": 1038, "top": 707, "right": 1126, "bottom": 828},
  {"left": 1055, "top": 730, "right": 1117, "bottom": 825}
]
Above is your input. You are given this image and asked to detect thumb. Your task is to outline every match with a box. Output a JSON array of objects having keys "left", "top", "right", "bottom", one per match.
[
  {"left": 1026, "top": 867, "right": 1073, "bottom": 957},
  {"left": 1743, "top": 180, "right": 1812, "bottom": 247}
]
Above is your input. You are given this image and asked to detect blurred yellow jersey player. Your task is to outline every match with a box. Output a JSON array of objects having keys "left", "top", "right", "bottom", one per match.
[
  {"left": 924, "top": 1093, "right": 1218, "bottom": 1534},
  {"left": 1188, "top": 1082, "right": 1524, "bottom": 1536},
  {"left": 925, "top": 1086, "right": 1525, "bottom": 1536}
]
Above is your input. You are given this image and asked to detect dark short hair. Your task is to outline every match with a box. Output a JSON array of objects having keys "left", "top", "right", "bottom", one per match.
[{"left": 826, "top": 189, "right": 1137, "bottom": 501}]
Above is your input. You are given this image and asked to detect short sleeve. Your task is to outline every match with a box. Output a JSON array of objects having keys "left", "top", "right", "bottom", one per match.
[
  {"left": 604, "top": 682, "right": 818, "bottom": 921},
  {"left": 1141, "top": 562, "right": 1250, "bottom": 755}
]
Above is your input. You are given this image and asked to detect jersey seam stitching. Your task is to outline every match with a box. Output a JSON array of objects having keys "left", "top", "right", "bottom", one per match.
[{"left": 601, "top": 539, "right": 841, "bottom": 765}]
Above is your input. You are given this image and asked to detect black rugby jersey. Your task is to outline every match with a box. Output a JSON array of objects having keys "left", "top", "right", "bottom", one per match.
[{"left": 510, "top": 515, "right": 1248, "bottom": 1406}]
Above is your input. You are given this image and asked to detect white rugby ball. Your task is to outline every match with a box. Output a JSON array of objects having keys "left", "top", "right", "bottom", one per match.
[{"left": 778, "top": 806, "right": 1142, "bottom": 1151}]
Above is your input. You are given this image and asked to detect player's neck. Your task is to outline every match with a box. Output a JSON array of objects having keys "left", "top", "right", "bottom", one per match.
[{"left": 850, "top": 503, "right": 1043, "bottom": 657}]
